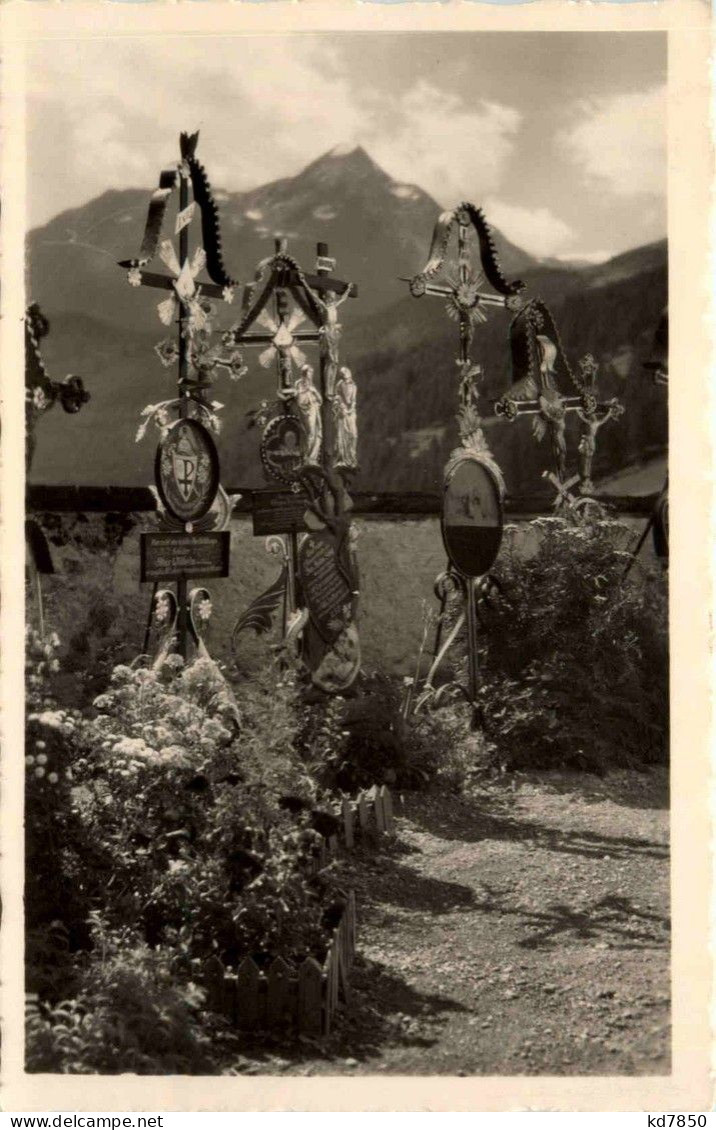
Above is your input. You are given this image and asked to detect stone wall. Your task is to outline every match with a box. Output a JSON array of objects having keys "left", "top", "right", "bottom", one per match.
[{"left": 111, "top": 513, "right": 659, "bottom": 678}]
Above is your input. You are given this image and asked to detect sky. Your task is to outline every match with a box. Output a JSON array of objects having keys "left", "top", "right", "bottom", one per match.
[{"left": 26, "top": 31, "right": 666, "bottom": 262}]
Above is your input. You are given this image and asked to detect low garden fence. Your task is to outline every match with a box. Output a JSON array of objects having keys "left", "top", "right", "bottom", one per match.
[
  {"left": 203, "top": 785, "right": 394, "bottom": 1035},
  {"left": 310, "top": 783, "right": 395, "bottom": 872},
  {"left": 204, "top": 890, "right": 356, "bottom": 1036}
]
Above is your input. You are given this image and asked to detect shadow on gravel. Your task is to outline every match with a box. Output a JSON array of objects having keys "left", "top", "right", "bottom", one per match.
[
  {"left": 471, "top": 881, "right": 670, "bottom": 951},
  {"left": 406, "top": 798, "right": 668, "bottom": 862},
  {"left": 349, "top": 856, "right": 476, "bottom": 915},
  {"left": 512, "top": 770, "right": 670, "bottom": 811}
]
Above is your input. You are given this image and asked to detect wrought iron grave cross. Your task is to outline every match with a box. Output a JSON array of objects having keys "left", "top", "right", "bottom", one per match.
[
  {"left": 229, "top": 238, "right": 361, "bottom": 693},
  {"left": 494, "top": 298, "right": 624, "bottom": 506},
  {"left": 118, "top": 131, "right": 240, "bottom": 662},
  {"left": 403, "top": 204, "right": 524, "bottom": 718}
]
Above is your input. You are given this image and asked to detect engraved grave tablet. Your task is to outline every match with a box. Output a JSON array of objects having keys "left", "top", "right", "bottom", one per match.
[
  {"left": 140, "top": 531, "right": 230, "bottom": 583},
  {"left": 298, "top": 531, "right": 353, "bottom": 646},
  {"left": 251, "top": 489, "right": 309, "bottom": 536}
]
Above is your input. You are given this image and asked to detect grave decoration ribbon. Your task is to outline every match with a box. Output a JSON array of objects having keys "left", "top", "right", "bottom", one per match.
[
  {"left": 135, "top": 397, "right": 224, "bottom": 443},
  {"left": 255, "top": 305, "right": 309, "bottom": 371},
  {"left": 154, "top": 241, "right": 211, "bottom": 331},
  {"left": 121, "top": 131, "right": 239, "bottom": 294}
]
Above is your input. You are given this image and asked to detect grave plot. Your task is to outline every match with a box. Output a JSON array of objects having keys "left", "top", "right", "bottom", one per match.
[{"left": 24, "top": 139, "right": 668, "bottom": 1079}]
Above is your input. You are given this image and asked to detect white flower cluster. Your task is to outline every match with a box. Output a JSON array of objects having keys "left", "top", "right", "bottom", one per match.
[{"left": 84, "top": 658, "right": 240, "bottom": 782}]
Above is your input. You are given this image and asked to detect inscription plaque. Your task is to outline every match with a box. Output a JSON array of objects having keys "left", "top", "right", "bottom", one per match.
[
  {"left": 251, "top": 489, "right": 309, "bottom": 537},
  {"left": 140, "top": 531, "right": 230, "bottom": 583}
]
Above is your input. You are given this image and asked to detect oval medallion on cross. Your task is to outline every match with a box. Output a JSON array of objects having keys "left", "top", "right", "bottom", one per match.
[
  {"left": 155, "top": 418, "right": 220, "bottom": 523},
  {"left": 442, "top": 456, "right": 503, "bottom": 578}
]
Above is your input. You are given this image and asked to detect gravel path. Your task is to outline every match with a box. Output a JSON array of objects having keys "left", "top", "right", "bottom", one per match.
[{"left": 232, "top": 769, "right": 670, "bottom": 1076}]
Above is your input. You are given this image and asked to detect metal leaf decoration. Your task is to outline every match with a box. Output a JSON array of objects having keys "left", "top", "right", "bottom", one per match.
[{"left": 232, "top": 567, "right": 287, "bottom": 640}]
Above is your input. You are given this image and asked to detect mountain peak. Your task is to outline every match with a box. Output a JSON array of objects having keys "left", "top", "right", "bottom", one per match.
[
  {"left": 299, "top": 144, "right": 388, "bottom": 185},
  {"left": 326, "top": 143, "right": 365, "bottom": 159}
]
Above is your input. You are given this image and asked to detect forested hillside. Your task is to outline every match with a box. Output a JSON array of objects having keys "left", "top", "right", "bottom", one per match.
[{"left": 27, "top": 146, "right": 666, "bottom": 493}]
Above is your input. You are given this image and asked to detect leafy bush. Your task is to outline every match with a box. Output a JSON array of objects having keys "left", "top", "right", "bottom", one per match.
[
  {"left": 471, "top": 514, "right": 668, "bottom": 773},
  {"left": 405, "top": 702, "right": 488, "bottom": 791},
  {"left": 27, "top": 921, "right": 216, "bottom": 1074},
  {"left": 63, "top": 658, "right": 335, "bottom": 962},
  {"left": 26, "top": 639, "right": 350, "bottom": 1071},
  {"left": 35, "top": 515, "right": 143, "bottom": 707}
]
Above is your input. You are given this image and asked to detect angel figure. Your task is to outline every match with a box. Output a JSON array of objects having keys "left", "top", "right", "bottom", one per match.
[
  {"left": 290, "top": 364, "right": 323, "bottom": 465},
  {"left": 333, "top": 366, "right": 358, "bottom": 470},
  {"left": 534, "top": 334, "right": 568, "bottom": 482}
]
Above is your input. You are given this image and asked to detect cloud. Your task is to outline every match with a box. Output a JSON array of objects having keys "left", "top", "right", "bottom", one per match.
[
  {"left": 367, "top": 83, "right": 521, "bottom": 206},
  {"left": 556, "top": 250, "right": 613, "bottom": 265},
  {"left": 556, "top": 86, "right": 666, "bottom": 198},
  {"left": 483, "top": 198, "right": 575, "bottom": 258},
  {"left": 26, "top": 38, "right": 521, "bottom": 225},
  {"left": 26, "top": 37, "right": 366, "bottom": 223}
]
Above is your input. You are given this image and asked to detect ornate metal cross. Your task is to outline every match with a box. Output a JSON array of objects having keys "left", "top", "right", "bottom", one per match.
[
  {"left": 403, "top": 204, "right": 524, "bottom": 721},
  {"left": 229, "top": 238, "right": 361, "bottom": 692},
  {"left": 494, "top": 298, "right": 624, "bottom": 502},
  {"left": 25, "top": 303, "right": 90, "bottom": 475},
  {"left": 404, "top": 203, "right": 525, "bottom": 374},
  {"left": 25, "top": 302, "right": 91, "bottom": 635},
  {"left": 226, "top": 237, "right": 356, "bottom": 468},
  {"left": 119, "top": 131, "right": 240, "bottom": 661}
]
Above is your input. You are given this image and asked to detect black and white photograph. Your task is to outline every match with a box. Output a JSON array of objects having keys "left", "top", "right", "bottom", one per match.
[{"left": 2, "top": 0, "right": 711, "bottom": 1113}]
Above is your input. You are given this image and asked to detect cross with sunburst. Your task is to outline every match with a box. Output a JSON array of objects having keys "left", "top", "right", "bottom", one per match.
[{"left": 405, "top": 204, "right": 526, "bottom": 371}]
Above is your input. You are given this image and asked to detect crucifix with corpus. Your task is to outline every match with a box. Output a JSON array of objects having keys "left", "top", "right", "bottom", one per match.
[
  {"left": 118, "top": 130, "right": 242, "bottom": 664},
  {"left": 493, "top": 297, "right": 624, "bottom": 510},
  {"left": 25, "top": 303, "right": 91, "bottom": 637},
  {"left": 229, "top": 236, "right": 361, "bottom": 693},
  {"left": 403, "top": 203, "right": 524, "bottom": 718}
]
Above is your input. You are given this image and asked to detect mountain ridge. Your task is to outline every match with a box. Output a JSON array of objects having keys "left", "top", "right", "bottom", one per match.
[{"left": 27, "top": 146, "right": 667, "bottom": 492}]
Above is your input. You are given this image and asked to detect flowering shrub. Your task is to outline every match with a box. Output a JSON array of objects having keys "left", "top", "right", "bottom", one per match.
[
  {"left": 471, "top": 514, "right": 669, "bottom": 772},
  {"left": 63, "top": 658, "right": 331, "bottom": 959},
  {"left": 26, "top": 638, "right": 347, "bottom": 1073},
  {"left": 25, "top": 628, "right": 90, "bottom": 993}
]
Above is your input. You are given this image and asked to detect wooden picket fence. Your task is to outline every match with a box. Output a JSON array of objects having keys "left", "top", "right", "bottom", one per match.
[
  {"left": 202, "top": 786, "right": 396, "bottom": 1036},
  {"left": 310, "top": 783, "right": 395, "bottom": 872},
  {"left": 204, "top": 889, "right": 356, "bottom": 1036}
]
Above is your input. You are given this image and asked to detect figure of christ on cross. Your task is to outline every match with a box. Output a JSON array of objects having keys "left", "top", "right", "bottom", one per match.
[
  {"left": 228, "top": 239, "right": 356, "bottom": 478},
  {"left": 406, "top": 214, "right": 515, "bottom": 371},
  {"left": 495, "top": 308, "right": 624, "bottom": 502}
]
